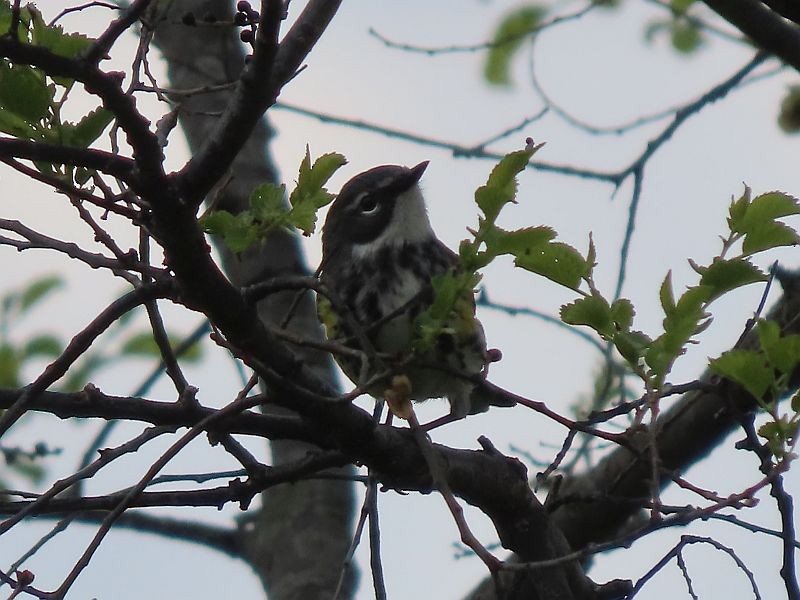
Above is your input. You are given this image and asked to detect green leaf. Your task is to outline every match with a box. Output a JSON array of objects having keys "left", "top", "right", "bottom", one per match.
[
  {"left": 742, "top": 221, "right": 799, "bottom": 254},
  {"left": 697, "top": 257, "right": 766, "bottom": 302},
  {"left": 743, "top": 191, "right": 800, "bottom": 228},
  {"left": 0, "top": 106, "right": 37, "bottom": 138},
  {"left": 200, "top": 210, "right": 259, "bottom": 253},
  {"left": 514, "top": 241, "right": 588, "bottom": 290},
  {"left": 0, "top": 344, "right": 20, "bottom": 387},
  {"left": 757, "top": 320, "right": 800, "bottom": 375},
  {"left": 0, "top": 62, "right": 51, "bottom": 123},
  {"left": 19, "top": 275, "right": 63, "bottom": 313},
  {"left": 670, "top": 20, "right": 702, "bottom": 54},
  {"left": 250, "top": 183, "right": 286, "bottom": 221},
  {"left": 610, "top": 298, "right": 635, "bottom": 331},
  {"left": 671, "top": 0, "right": 696, "bottom": 12},
  {"left": 120, "top": 332, "right": 202, "bottom": 362},
  {"left": 484, "top": 5, "right": 546, "bottom": 87},
  {"left": 63, "top": 108, "right": 114, "bottom": 148},
  {"left": 659, "top": 271, "right": 676, "bottom": 318},
  {"left": 288, "top": 148, "right": 347, "bottom": 236},
  {"left": 791, "top": 391, "right": 800, "bottom": 413},
  {"left": 710, "top": 349, "right": 773, "bottom": 402},
  {"left": 614, "top": 330, "right": 652, "bottom": 365},
  {"left": 482, "top": 224, "right": 556, "bottom": 258},
  {"left": 778, "top": 86, "right": 800, "bottom": 133},
  {"left": 475, "top": 148, "right": 534, "bottom": 222},
  {"left": 560, "top": 295, "right": 613, "bottom": 338},
  {"left": 729, "top": 190, "right": 800, "bottom": 254},
  {"left": 22, "top": 335, "right": 62, "bottom": 358},
  {"left": 292, "top": 147, "right": 347, "bottom": 198}
]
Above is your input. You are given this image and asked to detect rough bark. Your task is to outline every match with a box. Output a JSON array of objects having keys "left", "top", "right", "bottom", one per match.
[{"left": 150, "top": 2, "right": 356, "bottom": 597}]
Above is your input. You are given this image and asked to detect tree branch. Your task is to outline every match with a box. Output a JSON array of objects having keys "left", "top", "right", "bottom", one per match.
[{"left": 703, "top": 0, "right": 800, "bottom": 72}]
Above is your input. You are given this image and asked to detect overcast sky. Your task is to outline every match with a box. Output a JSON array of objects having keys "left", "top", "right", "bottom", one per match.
[{"left": 1, "top": 1, "right": 798, "bottom": 599}]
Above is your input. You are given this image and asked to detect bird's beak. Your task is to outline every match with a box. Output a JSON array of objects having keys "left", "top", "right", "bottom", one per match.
[{"left": 409, "top": 161, "right": 429, "bottom": 184}]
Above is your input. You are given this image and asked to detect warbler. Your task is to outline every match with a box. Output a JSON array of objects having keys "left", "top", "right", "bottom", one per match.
[{"left": 317, "top": 161, "right": 513, "bottom": 422}]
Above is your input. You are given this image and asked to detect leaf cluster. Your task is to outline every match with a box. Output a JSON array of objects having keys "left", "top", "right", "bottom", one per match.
[
  {"left": 0, "top": 3, "right": 113, "bottom": 181},
  {"left": 201, "top": 147, "right": 346, "bottom": 252}
]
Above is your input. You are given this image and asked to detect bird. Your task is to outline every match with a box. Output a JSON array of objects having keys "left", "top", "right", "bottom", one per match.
[{"left": 317, "top": 161, "right": 514, "bottom": 424}]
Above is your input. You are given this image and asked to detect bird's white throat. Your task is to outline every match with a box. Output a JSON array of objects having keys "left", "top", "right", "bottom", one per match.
[{"left": 352, "top": 184, "right": 435, "bottom": 259}]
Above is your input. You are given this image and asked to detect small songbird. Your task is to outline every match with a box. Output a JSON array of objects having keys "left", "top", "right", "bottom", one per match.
[{"left": 317, "top": 161, "right": 513, "bottom": 422}]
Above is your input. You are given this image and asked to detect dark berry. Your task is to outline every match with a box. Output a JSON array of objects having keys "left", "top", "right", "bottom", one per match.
[
  {"left": 234, "top": 12, "right": 247, "bottom": 25},
  {"left": 237, "top": 1, "right": 251, "bottom": 12},
  {"left": 240, "top": 29, "right": 254, "bottom": 43}
]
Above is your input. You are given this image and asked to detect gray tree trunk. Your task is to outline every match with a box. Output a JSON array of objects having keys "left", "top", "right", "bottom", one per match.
[{"left": 151, "top": 2, "right": 356, "bottom": 597}]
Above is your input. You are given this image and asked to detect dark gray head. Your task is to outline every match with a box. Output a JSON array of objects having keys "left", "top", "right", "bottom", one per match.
[{"left": 321, "top": 161, "right": 433, "bottom": 265}]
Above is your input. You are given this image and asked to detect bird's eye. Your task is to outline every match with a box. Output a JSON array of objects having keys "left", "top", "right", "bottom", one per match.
[{"left": 358, "top": 194, "right": 379, "bottom": 214}]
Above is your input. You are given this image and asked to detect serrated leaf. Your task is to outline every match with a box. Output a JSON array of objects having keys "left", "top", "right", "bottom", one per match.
[
  {"left": 250, "top": 183, "right": 286, "bottom": 221},
  {"left": 560, "top": 295, "right": 613, "bottom": 338},
  {"left": 746, "top": 191, "right": 800, "bottom": 225},
  {"left": 757, "top": 320, "right": 800, "bottom": 375},
  {"left": 484, "top": 6, "right": 545, "bottom": 87},
  {"left": 200, "top": 210, "right": 258, "bottom": 253},
  {"left": 659, "top": 271, "right": 676, "bottom": 317},
  {"left": 482, "top": 224, "right": 556, "bottom": 258},
  {"left": 0, "top": 62, "right": 51, "bottom": 123},
  {"left": 610, "top": 298, "right": 635, "bottom": 330},
  {"left": 791, "top": 392, "right": 800, "bottom": 413},
  {"left": 288, "top": 149, "right": 346, "bottom": 235},
  {"left": 65, "top": 107, "right": 114, "bottom": 148},
  {"left": 710, "top": 349, "right": 773, "bottom": 402},
  {"left": 514, "top": 241, "right": 587, "bottom": 290},
  {"left": 22, "top": 334, "right": 62, "bottom": 358},
  {"left": 614, "top": 330, "right": 652, "bottom": 364},
  {"left": 742, "top": 220, "right": 799, "bottom": 254},
  {"left": 0, "top": 106, "right": 37, "bottom": 138},
  {"left": 698, "top": 257, "right": 766, "bottom": 301},
  {"left": 19, "top": 275, "right": 63, "bottom": 313},
  {"left": 475, "top": 151, "right": 529, "bottom": 222}
]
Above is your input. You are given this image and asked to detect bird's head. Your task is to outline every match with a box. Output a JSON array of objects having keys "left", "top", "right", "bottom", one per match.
[{"left": 321, "top": 161, "right": 433, "bottom": 262}]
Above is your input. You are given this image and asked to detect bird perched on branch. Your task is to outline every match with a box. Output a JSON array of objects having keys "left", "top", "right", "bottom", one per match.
[{"left": 317, "top": 161, "right": 513, "bottom": 424}]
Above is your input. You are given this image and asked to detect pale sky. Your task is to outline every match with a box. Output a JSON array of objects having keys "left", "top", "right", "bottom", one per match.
[{"left": 1, "top": 1, "right": 798, "bottom": 599}]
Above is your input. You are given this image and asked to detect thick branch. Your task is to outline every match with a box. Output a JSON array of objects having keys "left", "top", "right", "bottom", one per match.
[
  {"left": 0, "top": 387, "right": 320, "bottom": 442},
  {"left": 703, "top": 0, "right": 800, "bottom": 72}
]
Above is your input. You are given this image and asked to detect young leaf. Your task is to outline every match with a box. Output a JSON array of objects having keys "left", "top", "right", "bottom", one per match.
[
  {"left": 22, "top": 335, "right": 62, "bottom": 358},
  {"left": 200, "top": 210, "right": 258, "bottom": 253},
  {"left": 482, "top": 224, "right": 556, "bottom": 259},
  {"left": 288, "top": 149, "right": 347, "bottom": 236},
  {"left": 741, "top": 221, "right": 799, "bottom": 254},
  {"left": 514, "top": 241, "right": 588, "bottom": 290},
  {"left": 710, "top": 349, "right": 773, "bottom": 402},
  {"left": 697, "top": 257, "right": 766, "bottom": 302},
  {"left": 659, "top": 271, "right": 676, "bottom": 317},
  {"left": 484, "top": 6, "right": 545, "bottom": 87},
  {"left": 614, "top": 330, "right": 652, "bottom": 365},
  {"left": 560, "top": 295, "right": 613, "bottom": 338},
  {"left": 0, "top": 62, "right": 51, "bottom": 123},
  {"left": 610, "top": 298, "right": 635, "bottom": 331},
  {"left": 19, "top": 275, "right": 63, "bottom": 313},
  {"left": 474, "top": 146, "right": 537, "bottom": 222},
  {"left": 757, "top": 320, "right": 800, "bottom": 375},
  {"left": 65, "top": 108, "right": 114, "bottom": 148}
]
